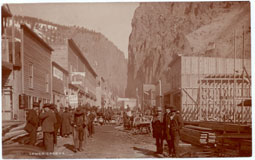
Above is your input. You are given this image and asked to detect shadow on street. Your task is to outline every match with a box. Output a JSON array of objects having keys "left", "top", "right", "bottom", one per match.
[
  {"left": 133, "top": 147, "right": 162, "bottom": 158},
  {"left": 64, "top": 144, "right": 76, "bottom": 152}
]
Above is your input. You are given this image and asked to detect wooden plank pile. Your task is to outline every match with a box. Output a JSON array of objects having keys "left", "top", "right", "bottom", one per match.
[
  {"left": 2, "top": 121, "right": 43, "bottom": 146},
  {"left": 180, "top": 125, "right": 216, "bottom": 147},
  {"left": 216, "top": 133, "right": 252, "bottom": 157},
  {"left": 181, "top": 121, "right": 252, "bottom": 157}
]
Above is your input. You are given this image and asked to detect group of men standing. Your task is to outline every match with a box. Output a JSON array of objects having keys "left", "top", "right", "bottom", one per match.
[
  {"left": 24, "top": 102, "right": 96, "bottom": 153},
  {"left": 152, "top": 105, "right": 183, "bottom": 157}
]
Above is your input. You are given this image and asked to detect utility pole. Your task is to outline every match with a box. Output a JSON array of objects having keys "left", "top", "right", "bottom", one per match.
[{"left": 233, "top": 29, "right": 237, "bottom": 125}]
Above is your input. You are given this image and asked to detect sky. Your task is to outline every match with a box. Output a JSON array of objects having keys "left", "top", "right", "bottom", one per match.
[{"left": 7, "top": 2, "right": 139, "bottom": 59}]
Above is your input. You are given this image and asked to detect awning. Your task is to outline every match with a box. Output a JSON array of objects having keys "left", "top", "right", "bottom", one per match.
[
  {"left": 2, "top": 61, "right": 13, "bottom": 72},
  {"left": 68, "top": 83, "right": 79, "bottom": 90},
  {"left": 2, "top": 5, "right": 12, "bottom": 17}
]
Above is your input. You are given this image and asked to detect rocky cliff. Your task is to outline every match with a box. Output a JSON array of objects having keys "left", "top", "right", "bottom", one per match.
[{"left": 126, "top": 2, "right": 250, "bottom": 97}]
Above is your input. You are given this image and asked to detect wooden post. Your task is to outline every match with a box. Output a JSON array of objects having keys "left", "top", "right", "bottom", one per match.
[
  {"left": 233, "top": 29, "right": 236, "bottom": 124},
  {"left": 198, "top": 56, "right": 201, "bottom": 121},
  {"left": 21, "top": 28, "right": 24, "bottom": 94},
  {"left": 241, "top": 25, "right": 245, "bottom": 125}
]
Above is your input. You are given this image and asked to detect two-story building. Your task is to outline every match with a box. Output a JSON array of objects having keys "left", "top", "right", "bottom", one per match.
[
  {"left": 51, "top": 39, "right": 97, "bottom": 108},
  {"left": 19, "top": 24, "right": 53, "bottom": 114},
  {"left": 2, "top": 23, "right": 53, "bottom": 120},
  {"left": 52, "top": 61, "right": 69, "bottom": 110}
]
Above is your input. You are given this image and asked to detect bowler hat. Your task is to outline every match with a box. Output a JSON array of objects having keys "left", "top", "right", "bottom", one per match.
[
  {"left": 170, "top": 105, "right": 178, "bottom": 112},
  {"left": 50, "top": 104, "right": 56, "bottom": 110},
  {"left": 165, "top": 104, "right": 171, "bottom": 109},
  {"left": 43, "top": 103, "right": 51, "bottom": 108},
  {"left": 33, "top": 102, "right": 40, "bottom": 108}
]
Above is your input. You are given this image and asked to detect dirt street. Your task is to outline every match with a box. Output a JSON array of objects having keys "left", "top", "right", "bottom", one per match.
[{"left": 53, "top": 125, "right": 160, "bottom": 158}]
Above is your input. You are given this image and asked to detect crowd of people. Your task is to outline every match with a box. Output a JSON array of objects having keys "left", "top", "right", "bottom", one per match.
[
  {"left": 24, "top": 102, "right": 97, "bottom": 153},
  {"left": 24, "top": 102, "right": 183, "bottom": 157},
  {"left": 152, "top": 105, "right": 183, "bottom": 158}
]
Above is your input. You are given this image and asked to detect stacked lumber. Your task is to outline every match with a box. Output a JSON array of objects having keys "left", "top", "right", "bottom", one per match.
[
  {"left": 2, "top": 121, "right": 43, "bottom": 145},
  {"left": 180, "top": 125, "right": 217, "bottom": 147}
]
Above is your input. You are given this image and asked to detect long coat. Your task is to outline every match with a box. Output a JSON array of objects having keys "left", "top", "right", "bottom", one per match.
[
  {"left": 169, "top": 113, "right": 183, "bottom": 136},
  {"left": 25, "top": 109, "right": 39, "bottom": 132},
  {"left": 61, "top": 111, "right": 72, "bottom": 136},
  {"left": 152, "top": 119, "right": 163, "bottom": 138},
  {"left": 39, "top": 110, "right": 57, "bottom": 133},
  {"left": 163, "top": 113, "right": 172, "bottom": 141}
]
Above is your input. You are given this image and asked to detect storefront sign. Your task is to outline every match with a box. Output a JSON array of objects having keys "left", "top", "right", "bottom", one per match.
[
  {"left": 71, "top": 72, "right": 85, "bottom": 85},
  {"left": 53, "top": 67, "right": 63, "bottom": 80},
  {"left": 69, "top": 95, "right": 78, "bottom": 104}
]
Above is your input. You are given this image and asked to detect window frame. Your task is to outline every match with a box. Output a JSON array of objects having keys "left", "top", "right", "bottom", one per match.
[
  {"left": 46, "top": 73, "right": 49, "bottom": 93},
  {"left": 29, "top": 63, "right": 34, "bottom": 89}
]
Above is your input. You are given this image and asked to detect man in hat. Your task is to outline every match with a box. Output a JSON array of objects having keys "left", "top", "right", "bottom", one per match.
[
  {"left": 24, "top": 102, "right": 40, "bottom": 145},
  {"left": 169, "top": 106, "right": 183, "bottom": 157},
  {"left": 152, "top": 110, "right": 164, "bottom": 154},
  {"left": 39, "top": 103, "right": 57, "bottom": 152},
  {"left": 163, "top": 104, "right": 173, "bottom": 157},
  {"left": 71, "top": 106, "right": 86, "bottom": 152},
  {"left": 61, "top": 107, "right": 72, "bottom": 137}
]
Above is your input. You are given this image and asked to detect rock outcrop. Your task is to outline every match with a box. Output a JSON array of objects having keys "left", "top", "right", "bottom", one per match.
[{"left": 126, "top": 2, "right": 250, "bottom": 97}]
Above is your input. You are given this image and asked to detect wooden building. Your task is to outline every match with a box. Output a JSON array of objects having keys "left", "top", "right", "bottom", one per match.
[
  {"left": 164, "top": 55, "right": 251, "bottom": 124},
  {"left": 51, "top": 39, "right": 97, "bottom": 108},
  {"left": 20, "top": 24, "right": 53, "bottom": 108},
  {"left": 52, "top": 61, "right": 69, "bottom": 110},
  {"left": 2, "top": 4, "right": 15, "bottom": 120},
  {"left": 2, "top": 23, "right": 53, "bottom": 121}
]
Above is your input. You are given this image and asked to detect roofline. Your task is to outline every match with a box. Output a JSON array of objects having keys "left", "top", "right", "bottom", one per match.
[
  {"left": 20, "top": 24, "right": 53, "bottom": 52},
  {"left": 168, "top": 55, "right": 182, "bottom": 68},
  {"left": 2, "top": 5, "right": 12, "bottom": 17},
  {"left": 52, "top": 61, "right": 69, "bottom": 74},
  {"left": 68, "top": 39, "right": 97, "bottom": 77}
]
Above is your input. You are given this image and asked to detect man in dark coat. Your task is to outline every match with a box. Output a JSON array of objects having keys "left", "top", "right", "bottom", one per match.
[
  {"left": 39, "top": 103, "right": 57, "bottom": 152},
  {"left": 71, "top": 106, "right": 86, "bottom": 152},
  {"left": 51, "top": 104, "right": 61, "bottom": 146},
  {"left": 24, "top": 102, "right": 40, "bottom": 145},
  {"left": 169, "top": 107, "right": 183, "bottom": 157},
  {"left": 88, "top": 110, "right": 96, "bottom": 137},
  {"left": 163, "top": 105, "right": 172, "bottom": 157},
  {"left": 61, "top": 107, "right": 72, "bottom": 137},
  {"left": 152, "top": 112, "right": 164, "bottom": 154}
]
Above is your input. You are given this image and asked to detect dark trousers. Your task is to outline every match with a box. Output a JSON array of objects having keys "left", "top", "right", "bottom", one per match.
[
  {"left": 73, "top": 127, "right": 84, "bottom": 150},
  {"left": 166, "top": 140, "right": 173, "bottom": 155},
  {"left": 155, "top": 137, "right": 163, "bottom": 153},
  {"left": 53, "top": 126, "right": 60, "bottom": 145},
  {"left": 171, "top": 134, "right": 180, "bottom": 157},
  {"left": 43, "top": 132, "right": 54, "bottom": 152},
  {"left": 28, "top": 127, "right": 37, "bottom": 145},
  {"left": 88, "top": 123, "right": 94, "bottom": 137}
]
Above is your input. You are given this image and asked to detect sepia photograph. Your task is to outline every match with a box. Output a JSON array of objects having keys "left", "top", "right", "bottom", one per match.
[{"left": 1, "top": 1, "right": 252, "bottom": 159}]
